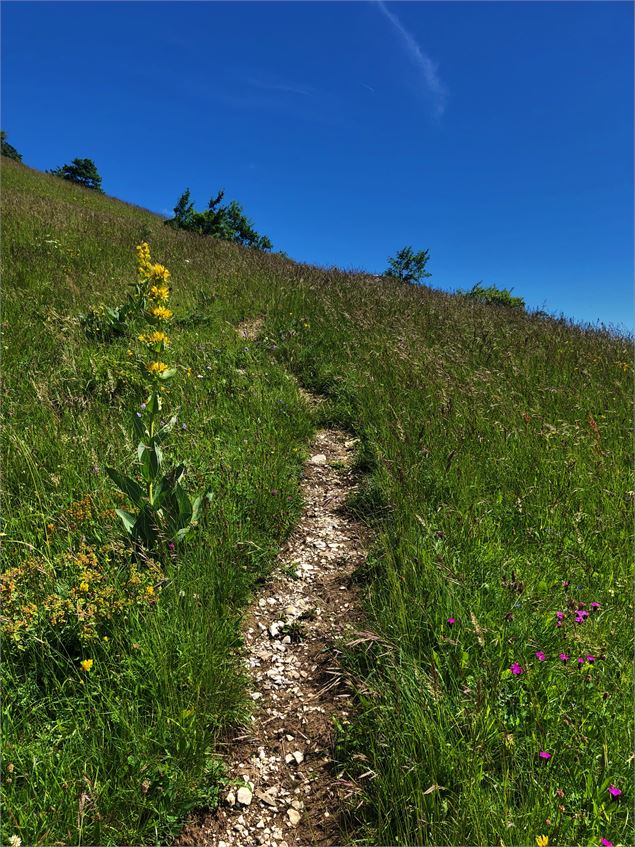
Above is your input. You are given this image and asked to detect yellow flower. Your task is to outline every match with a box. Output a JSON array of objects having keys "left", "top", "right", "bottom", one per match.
[
  {"left": 149, "top": 284, "right": 170, "bottom": 302},
  {"left": 149, "top": 306, "right": 173, "bottom": 321},
  {"left": 146, "top": 361, "right": 168, "bottom": 375},
  {"left": 136, "top": 242, "right": 152, "bottom": 277},
  {"left": 138, "top": 331, "right": 170, "bottom": 346},
  {"left": 80, "top": 658, "right": 93, "bottom": 672},
  {"left": 149, "top": 263, "right": 171, "bottom": 282},
  {"left": 536, "top": 836, "right": 549, "bottom": 847},
  {"left": 145, "top": 585, "right": 155, "bottom": 595},
  {"left": 79, "top": 581, "right": 89, "bottom": 592}
]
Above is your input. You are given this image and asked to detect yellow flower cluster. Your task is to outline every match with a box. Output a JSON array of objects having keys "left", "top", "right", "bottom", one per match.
[
  {"left": 149, "top": 284, "right": 170, "bottom": 302},
  {"left": 146, "top": 361, "right": 168, "bottom": 375},
  {"left": 136, "top": 242, "right": 152, "bottom": 278},
  {"left": 149, "top": 263, "right": 171, "bottom": 282},
  {"left": 138, "top": 331, "right": 170, "bottom": 347},
  {"left": 149, "top": 305, "right": 173, "bottom": 321},
  {"left": 81, "top": 658, "right": 94, "bottom": 672},
  {"left": 1, "top": 545, "right": 164, "bottom": 650}
]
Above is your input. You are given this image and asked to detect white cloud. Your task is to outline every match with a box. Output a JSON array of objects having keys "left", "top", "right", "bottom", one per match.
[{"left": 375, "top": 0, "right": 448, "bottom": 116}]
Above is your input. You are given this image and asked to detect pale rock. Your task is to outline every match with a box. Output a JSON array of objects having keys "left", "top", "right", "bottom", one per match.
[
  {"left": 287, "top": 808, "right": 301, "bottom": 826},
  {"left": 292, "top": 750, "right": 304, "bottom": 764},
  {"left": 226, "top": 790, "right": 236, "bottom": 806},
  {"left": 237, "top": 786, "right": 253, "bottom": 806},
  {"left": 309, "top": 453, "right": 327, "bottom": 465}
]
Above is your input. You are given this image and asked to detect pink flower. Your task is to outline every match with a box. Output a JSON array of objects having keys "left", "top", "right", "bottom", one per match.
[
  {"left": 607, "top": 785, "right": 622, "bottom": 798},
  {"left": 556, "top": 611, "right": 565, "bottom": 620},
  {"left": 600, "top": 839, "right": 613, "bottom": 847},
  {"left": 559, "top": 653, "right": 570, "bottom": 663},
  {"left": 577, "top": 657, "right": 585, "bottom": 665},
  {"left": 535, "top": 651, "right": 546, "bottom": 661},
  {"left": 591, "top": 601, "right": 601, "bottom": 610},
  {"left": 539, "top": 751, "right": 552, "bottom": 760},
  {"left": 510, "top": 662, "right": 524, "bottom": 676},
  {"left": 447, "top": 618, "right": 456, "bottom": 626},
  {"left": 586, "top": 655, "right": 596, "bottom": 664}
]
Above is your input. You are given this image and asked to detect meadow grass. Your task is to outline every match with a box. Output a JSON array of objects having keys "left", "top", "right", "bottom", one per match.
[{"left": 2, "top": 158, "right": 632, "bottom": 846}]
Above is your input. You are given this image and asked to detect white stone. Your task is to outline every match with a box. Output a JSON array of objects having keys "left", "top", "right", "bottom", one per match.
[
  {"left": 292, "top": 750, "right": 304, "bottom": 764},
  {"left": 237, "top": 785, "right": 253, "bottom": 806},
  {"left": 287, "top": 808, "right": 301, "bottom": 826},
  {"left": 226, "top": 790, "right": 236, "bottom": 806},
  {"left": 309, "top": 454, "right": 327, "bottom": 465}
]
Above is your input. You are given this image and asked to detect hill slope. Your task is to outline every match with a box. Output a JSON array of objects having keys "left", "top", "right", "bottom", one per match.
[{"left": 2, "top": 159, "right": 633, "bottom": 847}]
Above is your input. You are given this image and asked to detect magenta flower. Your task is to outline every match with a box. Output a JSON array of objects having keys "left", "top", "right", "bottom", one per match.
[
  {"left": 591, "top": 601, "right": 601, "bottom": 610},
  {"left": 600, "top": 839, "right": 613, "bottom": 847},
  {"left": 608, "top": 785, "right": 622, "bottom": 798},
  {"left": 535, "top": 651, "right": 546, "bottom": 661},
  {"left": 562, "top": 580, "right": 570, "bottom": 588},
  {"left": 559, "top": 653, "right": 570, "bottom": 663},
  {"left": 577, "top": 602, "right": 587, "bottom": 608},
  {"left": 577, "top": 657, "right": 585, "bottom": 665},
  {"left": 539, "top": 751, "right": 552, "bottom": 760},
  {"left": 586, "top": 655, "right": 596, "bottom": 664},
  {"left": 168, "top": 542, "right": 176, "bottom": 552},
  {"left": 447, "top": 617, "right": 456, "bottom": 626},
  {"left": 510, "top": 662, "right": 524, "bottom": 676},
  {"left": 556, "top": 611, "right": 565, "bottom": 620}
]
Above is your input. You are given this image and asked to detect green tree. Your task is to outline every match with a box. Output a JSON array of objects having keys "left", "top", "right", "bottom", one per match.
[
  {"left": 1, "top": 131, "right": 22, "bottom": 162},
  {"left": 48, "top": 158, "right": 103, "bottom": 192},
  {"left": 165, "top": 188, "right": 272, "bottom": 251},
  {"left": 384, "top": 246, "right": 431, "bottom": 284},
  {"left": 462, "top": 282, "right": 525, "bottom": 310}
]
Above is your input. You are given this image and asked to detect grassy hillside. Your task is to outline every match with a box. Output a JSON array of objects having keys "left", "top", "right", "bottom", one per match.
[{"left": 2, "top": 158, "right": 632, "bottom": 847}]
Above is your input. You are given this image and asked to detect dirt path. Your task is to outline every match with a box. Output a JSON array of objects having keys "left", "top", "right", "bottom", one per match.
[{"left": 178, "top": 425, "right": 369, "bottom": 847}]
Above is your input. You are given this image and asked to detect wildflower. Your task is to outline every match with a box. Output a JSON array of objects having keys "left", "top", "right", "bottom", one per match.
[
  {"left": 577, "top": 657, "right": 585, "bottom": 665},
  {"left": 535, "top": 651, "right": 546, "bottom": 661},
  {"left": 181, "top": 423, "right": 187, "bottom": 430},
  {"left": 146, "top": 361, "right": 168, "bottom": 375},
  {"left": 138, "top": 330, "right": 170, "bottom": 346},
  {"left": 590, "top": 601, "right": 601, "bottom": 610},
  {"left": 146, "top": 585, "right": 155, "bottom": 595},
  {"left": 8, "top": 836, "right": 22, "bottom": 847},
  {"left": 79, "top": 581, "right": 89, "bottom": 592},
  {"left": 536, "top": 836, "right": 549, "bottom": 847},
  {"left": 559, "top": 653, "right": 570, "bottom": 663},
  {"left": 447, "top": 617, "right": 456, "bottom": 626},
  {"left": 149, "top": 306, "right": 173, "bottom": 321},
  {"left": 149, "top": 262, "right": 171, "bottom": 282},
  {"left": 168, "top": 542, "right": 176, "bottom": 552},
  {"left": 510, "top": 662, "right": 524, "bottom": 675},
  {"left": 586, "top": 655, "right": 596, "bottom": 663},
  {"left": 539, "top": 751, "right": 552, "bottom": 760},
  {"left": 607, "top": 785, "right": 622, "bottom": 798},
  {"left": 80, "top": 658, "right": 93, "bottom": 672},
  {"left": 149, "top": 284, "right": 170, "bottom": 302},
  {"left": 562, "top": 580, "right": 570, "bottom": 589},
  {"left": 601, "top": 839, "right": 613, "bottom": 847},
  {"left": 140, "top": 403, "right": 147, "bottom": 410},
  {"left": 556, "top": 611, "right": 565, "bottom": 621}
]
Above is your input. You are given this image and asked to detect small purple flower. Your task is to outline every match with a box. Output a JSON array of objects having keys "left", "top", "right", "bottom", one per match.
[
  {"left": 556, "top": 611, "right": 565, "bottom": 621},
  {"left": 586, "top": 655, "right": 596, "bottom": 664},
  {"left": 539, "top": 751, "right": 552, "bottom": 760},
  {"left": 601, "top": 839, "right": 613, "bottom": 847},
  {"left": 535, "top": 651, "right": 546, "bottom": 661},
  {"left": 168, "top": 542, "right": 176, "bottom": 552},
  {"left": 562, "top": 580, "right": 570, "bottom": 589},
  {"left": 136, "top": 411, "right": 142, "bottom": 418},
  {"left": 577, "top": 657, "right": 585, "bottom": 665},
  {"left": 608, "top": 785, "right": 622, "bottom": 798},
  {"left": 270, "top": 488, "right": 278, "bottom": 496},
  {"left": 510, "top": 662, "right": 524, "bottom": 676},
  {"left": 559, "top": 653, "right": 570, "bottom": 663},
  {"left": 590, "top": 601, "right": 601, "bottom": 611},
  {"left": 447, "top": 618, "right": 456, "bottom": 626}
]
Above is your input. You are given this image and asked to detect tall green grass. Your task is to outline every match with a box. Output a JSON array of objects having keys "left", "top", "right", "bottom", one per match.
[{"left": 2, "top": 158, "right": 632, "bottom": 846}]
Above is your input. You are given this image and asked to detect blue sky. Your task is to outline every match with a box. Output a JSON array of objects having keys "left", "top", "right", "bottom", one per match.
[{"left": 2, "top": 1, "right": 633, "bottom": 331}]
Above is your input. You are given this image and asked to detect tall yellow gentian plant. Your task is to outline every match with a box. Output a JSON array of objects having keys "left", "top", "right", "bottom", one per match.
[{"left": 106, "top": 243, "right": 210, "bottom": 553}]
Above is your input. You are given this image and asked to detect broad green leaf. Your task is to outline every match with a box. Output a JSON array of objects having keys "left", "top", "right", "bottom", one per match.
[
  {"left": 115, "top": 508, "right": 136, "bottom": 536},
  {"left": 106, "top": 467, "right": 145, "bottom": 507}
]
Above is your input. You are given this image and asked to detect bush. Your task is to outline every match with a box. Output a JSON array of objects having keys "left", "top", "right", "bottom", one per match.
[
  {"left": 384, "top": 246, "right": 431, "bottom": 284},
  {"left": 48, "top": 157, "right": 103, "bottom": 192},
  {"left": 165, "top": 188, "right": 272, "bottom": 250},
  {"left": 1, "top": 131, "right": 22, "bottom": 162},
  {"left": 462, "top": 282, "right": 525, "bottom": 309}
]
